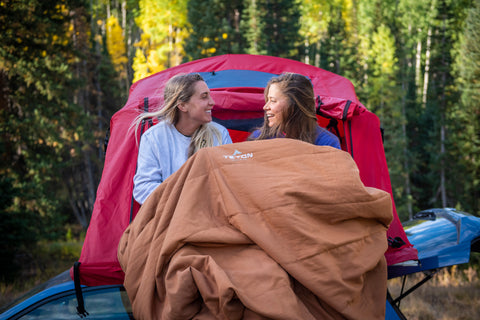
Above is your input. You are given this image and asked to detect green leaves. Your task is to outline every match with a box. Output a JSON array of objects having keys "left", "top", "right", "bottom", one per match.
[
  {"left": 184, "top": 0, "right": 247, "bottom": 61},
  {"left": 2, "top": 0, "right": 480, "bottom": 257},
  {"left": 1, "top": 0, "right": 110, "bottom": 238},
  {"left": 241, "top": 0, "right": 301, "bottom": 59}
]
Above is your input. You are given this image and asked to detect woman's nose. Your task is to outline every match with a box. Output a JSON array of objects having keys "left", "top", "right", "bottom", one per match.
[{"left": 263, "top": 102, "right": 269, "bottom": 110}]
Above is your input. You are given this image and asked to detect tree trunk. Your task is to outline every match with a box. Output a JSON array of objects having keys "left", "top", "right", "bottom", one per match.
[
  {"left": 315, "top": 42, "right": 320, "bottom": 67},
  {"left": 167, "top": 23, "right": 173, "bottom": 69},
  {"left": 422, "top": 27, "right": 432, "bottom": 108},
  {"left": 68, "top": 183, "right": 88, "bottom": 228},
  {"left": 440, "top": 13, "right": 448, "bottom": 207},
  {"left": 304, "top": 40, "right": 310, "bottom": 65},
  {"left": 402, "top": 77, "right": 413, "bottom": 219},
  {"left": 415, "top": 32, "right": 422, "bottom": 98},
  {"left": 122, "top": 0, "right": 129, "bottom": 93},
  {"left": 440, "top": 120, "right": 446, "bottom": 207}
]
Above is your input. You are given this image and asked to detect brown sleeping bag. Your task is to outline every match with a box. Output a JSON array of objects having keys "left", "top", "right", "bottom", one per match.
[{"left": 118, "top": 138, "right": 393, "bottom": 320}]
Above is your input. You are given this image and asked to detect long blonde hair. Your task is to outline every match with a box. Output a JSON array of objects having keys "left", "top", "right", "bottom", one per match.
[
  {"left": 133, "top": 73, "right": 223, "bottom": 157},
  {"left": 250, "top": 72, "right": 318, "bottom": 143}
]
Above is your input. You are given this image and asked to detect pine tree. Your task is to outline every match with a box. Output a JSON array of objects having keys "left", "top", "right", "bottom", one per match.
[
  {"left": 0, "top": 0, "right": 93, "bottom": 278},
  {"left": 183, "top": 0, "right": 246, "bottom": 61},
  {"left": 451, "top": 0, "right": 480, "bottom": 214},
  {"left": 242, "top": 0, "right": 302, "bottom": 60},
  {"left": 0, "top": 0, "right": 125, "bottom": 232}
]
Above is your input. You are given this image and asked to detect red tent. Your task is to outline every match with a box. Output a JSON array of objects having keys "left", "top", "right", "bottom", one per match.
[{"left": 73, "top": 54, "right": 418, "bottom": 286}]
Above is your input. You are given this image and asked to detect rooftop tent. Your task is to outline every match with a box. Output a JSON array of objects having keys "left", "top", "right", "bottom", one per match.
[{"left": 73, "top": 54, "right": 418, "bottom": 286}]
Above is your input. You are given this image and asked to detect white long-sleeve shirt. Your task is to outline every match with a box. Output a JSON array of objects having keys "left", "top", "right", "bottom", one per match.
[{"left": 133, "top": 121, "right": 232, "bottom": 204}]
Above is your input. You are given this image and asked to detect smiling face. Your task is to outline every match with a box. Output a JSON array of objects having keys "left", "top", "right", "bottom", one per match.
[
  {"left": 264, "top": 83, "right": 290, "bottom": 128},
  {"left": 179, "top": 80, "right": 215, "bottom": 128}
]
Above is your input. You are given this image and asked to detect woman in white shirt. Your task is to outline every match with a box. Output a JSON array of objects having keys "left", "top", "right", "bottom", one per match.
[{"left": 132, "top": 73, "right": 232, "bottom": 204}]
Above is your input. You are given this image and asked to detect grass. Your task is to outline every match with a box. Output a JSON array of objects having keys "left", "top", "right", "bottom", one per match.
[
  {"left": 0, "top": 229, "right": 83, "bottom": 309},
  {"left": 388, "top": 265, "right": 480, "bottom": 320}
]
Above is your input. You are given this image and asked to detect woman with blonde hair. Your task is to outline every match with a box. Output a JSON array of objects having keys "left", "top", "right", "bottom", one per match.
[
  {"left": 132, "top": 73, "right": 232, "bottom": 205},
  {"left": 250, "top": 72, "right": 340, "bottom": 148}
]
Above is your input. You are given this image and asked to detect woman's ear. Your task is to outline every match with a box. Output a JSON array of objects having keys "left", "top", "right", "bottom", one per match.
[{"left": 177, "top": 102, "right": 188, "bottom": 112}]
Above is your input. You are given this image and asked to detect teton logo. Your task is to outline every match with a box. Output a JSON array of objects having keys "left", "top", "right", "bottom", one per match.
[{"left": 223, "top": 149, "right": 254, "bottom": 160}]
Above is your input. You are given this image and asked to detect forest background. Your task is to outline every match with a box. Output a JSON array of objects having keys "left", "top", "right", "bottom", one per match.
[{"left": 1, "top": 0, "right": 479, "bottom": 291}]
